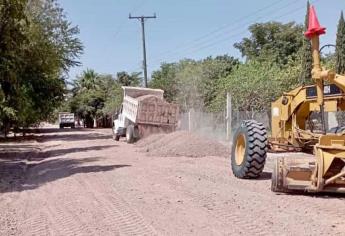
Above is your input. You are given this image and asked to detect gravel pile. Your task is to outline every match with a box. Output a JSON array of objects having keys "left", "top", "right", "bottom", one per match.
[{"left": 136, "top": 131, "right": 230, "bottom": 158}]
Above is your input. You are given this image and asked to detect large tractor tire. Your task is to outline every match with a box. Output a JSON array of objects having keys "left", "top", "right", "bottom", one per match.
[
  {"left": 126, "top": 125, "right": 135, "bottom": 143},
  {"left": 231, "top": 120, "right": 267, "bottom": 179}
]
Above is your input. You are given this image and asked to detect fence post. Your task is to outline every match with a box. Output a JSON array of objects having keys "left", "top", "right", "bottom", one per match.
[
  {"left": 188, "top": 109, "right": 193, "bottom": 132},
  {"left": 226, "top": 93, "right": 232, "bottom": 141}
]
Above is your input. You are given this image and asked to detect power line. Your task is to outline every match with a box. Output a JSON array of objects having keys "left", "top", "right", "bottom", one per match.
[
  {"left": 151, "top": 0, "right": 302, "bottom": 64},
  {"left": 184, "top": 1, "right": 316, "bottom": 55},
  {"left": 113, "top": 0, "right": 148, "bottom": 39},
  {"left": 150, "top": 0, "right": 319, "bottom": 67},
  {"left": 151, "top": 0, "right": 300, "bottom": 62},
  {"left": 191, "top": 0, "right": 320, "bottom": 54}
]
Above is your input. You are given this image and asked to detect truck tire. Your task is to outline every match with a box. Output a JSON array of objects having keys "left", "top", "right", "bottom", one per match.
[
  {"left": 112, "top": 128, "right": 120, "bottom": 141},
  {"left": 126, "top": 125, "right": 135, "bottom": 143},
  {"left": 231, "top": 120, "right": 267, "bottom": 179}
]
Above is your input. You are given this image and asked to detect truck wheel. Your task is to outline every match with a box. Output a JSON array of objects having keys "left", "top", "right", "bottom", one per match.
[
  {"left": 126, "top": 125, "right": 135, "bottom": 143},
  {"left": 231, "top": 120, "right": 267, "bottom": 179},
  {"left": 71, "top": 124, "right": 75, "bottom": 129},
  {"left": 112, "top": 128, "right": 120, "bottom": 141}
]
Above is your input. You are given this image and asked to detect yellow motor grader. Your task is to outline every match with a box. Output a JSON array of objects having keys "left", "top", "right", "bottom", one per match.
[{"left": 231, "top": 6, "right": 345, "bottom": 193}]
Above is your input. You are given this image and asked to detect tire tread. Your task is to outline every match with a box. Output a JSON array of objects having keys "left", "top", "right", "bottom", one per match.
[{"left": 231, "top": 120, "right": 268, "bottom": 179}]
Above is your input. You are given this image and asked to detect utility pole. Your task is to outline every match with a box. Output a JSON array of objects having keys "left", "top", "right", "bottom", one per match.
[{"left": 129, "top": 13, "right": 156, "bottom": 87}]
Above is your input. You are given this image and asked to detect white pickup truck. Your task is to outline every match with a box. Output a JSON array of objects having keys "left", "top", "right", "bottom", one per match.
[
  {"left": 112, "top": 86, "right": 179, "bottom": 143},
  {"left": 58, "top": 112, "right": 75, "bottom": 129}
]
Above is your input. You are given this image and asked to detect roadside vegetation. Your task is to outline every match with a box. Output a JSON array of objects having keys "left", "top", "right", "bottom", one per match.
[
  {"left": 0, "top": 0, "right": 82, "bottom": 135},
  {"left": 67, "top": 70, "right": 141, "bottom": 128},
  {"left": 1, "top": 1, "right": 344, "bottom": 134}
]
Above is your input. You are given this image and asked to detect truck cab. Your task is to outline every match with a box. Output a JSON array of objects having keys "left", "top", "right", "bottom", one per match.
[{"left": 112, "top": 106, "right": 128, "bottom": 140}]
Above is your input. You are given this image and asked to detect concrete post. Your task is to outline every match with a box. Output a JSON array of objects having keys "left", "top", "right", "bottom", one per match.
[{"left": 226, "top": 93, "right": 232, "bottom": 140}]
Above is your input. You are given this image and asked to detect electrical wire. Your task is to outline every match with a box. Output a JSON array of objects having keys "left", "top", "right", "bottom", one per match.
[
  {"left": 113, "top": 0, "right": 148, "bottom": 39},
  {"left": 151, "top": 0, "right": 301, "bottom": 63},
  {"left": 150, "top": 0, "right": 320, "bottom": 67}
]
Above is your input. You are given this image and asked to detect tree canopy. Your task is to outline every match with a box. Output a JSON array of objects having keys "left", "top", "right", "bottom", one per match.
[
  {"left": 150, "top": 55, "right": 239, "bottom": 112},
  {"left": 336, "top": 11, "right": 345, "bottom": 74},
  {"left": 0, "top": 0, "right": 83, "bottom": 134},
  {"left": 301, "top": 1, "right": 313, "bottom": 84},
  {"left": 234, "top": 21, "right": 304, "bottom": 65}
]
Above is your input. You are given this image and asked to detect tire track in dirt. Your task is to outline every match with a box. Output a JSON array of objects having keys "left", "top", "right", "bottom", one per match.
[
  {"left": 0, "top": 203, "right": 21, "bottom": 236},
  {"left": 21, "top": 144, "right": 98, "bottom": 235},
  {"left": 165, "top": 176, "right": 276, "bottom": 235},
  {"left": 44, "top": 176, "right": 106, "bottom": 236},
  {"left": 23, "top": 211, "right": 51, "bottom": 236},
  {"left": 83, "top": 173, "right": 158, "bottom": 235},
  {"left": 20, "top": 179, "right": 93, "bottom": 235},
  {"left": 169, "top": 163, "right": 344, "bottom": 235}
]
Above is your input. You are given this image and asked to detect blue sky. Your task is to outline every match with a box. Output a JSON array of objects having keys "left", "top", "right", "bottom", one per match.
[{"left": 58, "top": 0, "right": 345, "bottom": 81}]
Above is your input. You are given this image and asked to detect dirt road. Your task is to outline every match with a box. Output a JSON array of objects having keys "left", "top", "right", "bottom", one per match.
[{"left": 0, "top": 128, "right": 344, "bottom": 236}]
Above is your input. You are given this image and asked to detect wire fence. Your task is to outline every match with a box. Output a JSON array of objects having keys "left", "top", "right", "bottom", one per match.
[
  {"left": 179, "top": 109, "right": 270, "bottom": 142},
  {"left": 178, "top": 109, "right": 345, "bottom": 143}
]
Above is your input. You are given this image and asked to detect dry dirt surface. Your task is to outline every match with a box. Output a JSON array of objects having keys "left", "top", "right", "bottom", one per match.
[
  {"left": 136, "top": 131, "right": 230, "bottom": 158},
  {"left": 0, "top": 128, "right": 345, "bottom": 236}
]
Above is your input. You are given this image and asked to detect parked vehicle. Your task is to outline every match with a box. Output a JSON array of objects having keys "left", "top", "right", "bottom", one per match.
[{"left": 58, "top": 112, "right": 75, "bottom": 129}]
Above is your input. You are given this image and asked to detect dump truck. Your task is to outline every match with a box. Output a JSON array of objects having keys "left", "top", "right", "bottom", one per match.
[
  {"left": 58, "top": 112, "right": 75, "bottom": 129},
  {"left": 231, "top": 6, "right": 345, "bottom": 194},
  {"left": 112, "top": 86, "right": 179, "bottom": 143}
]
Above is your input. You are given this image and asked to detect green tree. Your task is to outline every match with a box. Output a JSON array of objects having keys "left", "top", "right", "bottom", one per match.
[
  {"left": 69, "top": 71, "right": 122, "bottom": 127},
  {"left": 234, "top": 21, "right": 304, "bottom": 65},
  {"left": 301, "top": 1, "right": 312, "bottom": 84},
  {"left": 149, "top": 55, "right": 239, "bottom": 111},
  {"left": 116, "top": 71, "right": 142, "bottom": 87},
  {"left": 0, "top": 0, "right": 83, "bottom": 134},
  {"left": 200, "top": 55, "right": 239, "bottom": 110},
  {"left": 336, "top": 11, "right": 345, "bottom": 74},
  {"left": 99, "top": 75, "right": 122, "bottom": 115},
  {"left": 0, "top": 0, "right": 28, "bottom": 134},
  {"left": 73, "top": 69, "right": 99, "bottom": 93},
  {"left": 212, "top": 60, "right": 301, "bottom": 114},
  {"left": 150, "top": 63, "right": 178, "bottom": 102}
]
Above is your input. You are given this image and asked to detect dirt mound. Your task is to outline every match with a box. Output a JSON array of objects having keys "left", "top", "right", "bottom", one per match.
[{"left": 136, "top": 131, "right": 230, "bottom": 158}]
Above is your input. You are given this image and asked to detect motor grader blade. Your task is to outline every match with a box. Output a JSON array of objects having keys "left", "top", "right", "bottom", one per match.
[
  {"left": 271, "top": 148, "right": 345, "bottom": 194},
  {"left": 271, "top": 156, "right": 314, "bottom": 193}
]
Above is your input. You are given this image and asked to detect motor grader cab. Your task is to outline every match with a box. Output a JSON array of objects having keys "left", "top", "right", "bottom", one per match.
[{"left": 231, "top": 6, "right": 345, "bottom": 193}]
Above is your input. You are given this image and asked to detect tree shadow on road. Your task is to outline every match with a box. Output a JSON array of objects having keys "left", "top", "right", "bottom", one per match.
[
  {"left": 0, "top": 128, "right": 113, "bottom": 143},
  {"left": 32, "top": 145, "right": 116, "bottom": 160},
  {"left": 37, "top": 129, "right": 113, "bottom": 142},
  {"left": 0, "top": 141, "right": 123, "bottom": 194},
  {"left": 0, "top": 156, "right": 130, "bottom": 193},
  {"left": 0, "top": 145, "right": 116, "bottom": 161}
]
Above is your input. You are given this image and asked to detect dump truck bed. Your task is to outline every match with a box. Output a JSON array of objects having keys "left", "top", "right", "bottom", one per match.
[
  {"left": 122, "top": 94, "right": 179, "bottom": 126},
  {"left": 59, "top": 113, "right": 75, "bottom": 124}
]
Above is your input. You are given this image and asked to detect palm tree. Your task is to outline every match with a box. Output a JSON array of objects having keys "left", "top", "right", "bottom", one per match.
[{"left": 73, "top": 69, "right": 99, "bottom": 94}]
